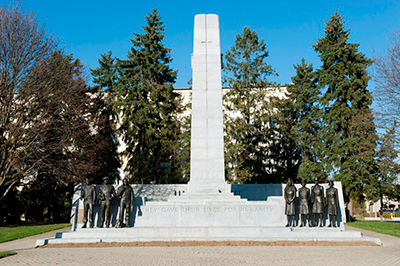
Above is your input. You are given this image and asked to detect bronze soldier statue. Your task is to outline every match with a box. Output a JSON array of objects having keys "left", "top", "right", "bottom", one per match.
[
  {"left": 311, "top": 177, "right": 325, "bottom": 227},
  {"left": 80, "top": 177, "right": 96, "bottom": 228},
  {"left": 116, "top": 179, "right": 134, "bottom": 228},
  {"left": 98, "top": 176, "right": 116, "bottom": 228},
  {"left": 298, "top": 180, "right": 311, "bottom": 227},
  {"left": 284, "top": 178, "right": 297, "bottom": 227},
  {"left": 326, "top": 180, "right": 339, "bottom": 227}
]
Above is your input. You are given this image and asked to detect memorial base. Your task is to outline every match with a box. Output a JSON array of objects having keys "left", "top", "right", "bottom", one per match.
[
  {"left": 133, "top": 195, "right": 285, "bottom": 227},
  {"left": 36, "top": 226, "right": 381, "bottom": 246},
  {"left": 36, "top": 183, "right": 380, "bottom": 246}
]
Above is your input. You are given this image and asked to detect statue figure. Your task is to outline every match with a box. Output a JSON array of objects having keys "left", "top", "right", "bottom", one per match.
[
  {"left": 311, "top": 177, "right": 325, "bottom": 227},
  {"left": 115, "top": 179, "right": 134, "bottom": 228},
  {"left": 80, "top": 177, "right": 96, "bottom": 228},
  {"left": 298, "top": 180, "right": 311, "bottom": 227},
  {"left": 326, "top": 180, "right": 339, "bottom": 227},
  {"left": 98, "top": 176, "right": 116, "bottom": 228},
  {"left": 284, "top": 178, "right": 297, "bottom": 227}
]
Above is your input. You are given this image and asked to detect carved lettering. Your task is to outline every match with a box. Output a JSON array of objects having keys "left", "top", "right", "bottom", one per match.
[
  {"left": 142, "top": 207, "right": 158, "bottom": 213},
  {"left": 181, "top": 207, "right": 200, "bottom": 212},
  {"left": 161, "top": 207, "right": 178, "bottom": 212},
  {"left": 142, "top": 205, "right": 276, "bottom": 214},
  {"left": 238, "top": 206, "right": 274, "bottom": 212},
  {"left": 224, "top": 207, "right": 236, "bottom": 212},
  {"left": 203, "top": 207, "right": 221, "bottom": 212}
]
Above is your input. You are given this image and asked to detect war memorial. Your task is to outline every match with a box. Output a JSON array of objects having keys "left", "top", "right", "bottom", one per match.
[{"left": 36, "top": 14, "right": 380, "bottom": 246}]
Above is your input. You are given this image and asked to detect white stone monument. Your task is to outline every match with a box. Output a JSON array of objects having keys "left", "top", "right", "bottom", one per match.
[
  {"left": 36, "top": 14, "right": 380, "bottom": 246},
  {"left": 189, "top": 14, "right": 228, "bottom": 194}
]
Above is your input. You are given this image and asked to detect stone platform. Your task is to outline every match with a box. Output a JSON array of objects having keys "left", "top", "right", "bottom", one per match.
[
  {"left": 35, "top": 182, "right": 381, "bottom": 246},
  {"left": 36, "top": 226, "right": 380, "bottom": 246},
  {"left": 66, "top": 183, "right": 346, "bottom": 229}
]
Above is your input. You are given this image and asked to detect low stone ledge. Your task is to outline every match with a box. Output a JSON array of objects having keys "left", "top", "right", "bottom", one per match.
[{"left": 41, "top": 239, "right": 380, "bottom": 248}]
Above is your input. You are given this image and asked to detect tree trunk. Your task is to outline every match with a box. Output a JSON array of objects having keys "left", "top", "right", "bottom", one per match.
[{"left": 348, "top": 199, "right": 354, "bottom": 218}]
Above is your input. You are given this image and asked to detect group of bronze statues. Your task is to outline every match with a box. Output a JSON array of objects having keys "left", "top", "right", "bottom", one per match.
[
  {"left": 80, "top": 176, "right": 134, "bottom": 228},
  {"left": 81, "top": 176, "right": 339, "bottom": 229},
  {"left": 284, "top": 178, "right": 339, "bottom": 228}
]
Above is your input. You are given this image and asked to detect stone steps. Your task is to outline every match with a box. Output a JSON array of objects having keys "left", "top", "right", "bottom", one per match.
[{"left": 36, "top": 226, "right": 381, "bottom": 246}]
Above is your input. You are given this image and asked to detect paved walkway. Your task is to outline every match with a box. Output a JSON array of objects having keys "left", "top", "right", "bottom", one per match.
[{"left": 0, "top": 225, "right": 399, "bottom": 266}]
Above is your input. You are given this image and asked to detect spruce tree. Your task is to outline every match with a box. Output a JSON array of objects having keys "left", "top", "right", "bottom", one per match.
[
  {"left": 90, "top": 51, "right": 121, "bottom": 183},
  {"left": 287, "top": 59, "right": 325, "bottom": 182},
  {"left": 273, "top": 96, "right": 302, "bottom": 183},
  {"left": 91, "top": 51, "right": 119, "bottom": 94},
  {"left": 223, "top": 26, "right": 278, "bottom": 183},
  {"left": 368, "top": 122, "right": 400, "bottom": 203},
  {"left": 180, "top": 89, "right": 191, "bottom": 182},
  {"left": 313, "top": 11, "right": 378, "bottom": 202},
  {"left": 116, "top": 9, "right": 183, "bottom": 184}
]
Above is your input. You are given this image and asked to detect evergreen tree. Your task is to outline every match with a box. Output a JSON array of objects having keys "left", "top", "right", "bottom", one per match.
[
  {"left": 116, "top": 9, "right": 183, "bottom": 184},
  {"left": 91, "top": 51, "right": 119, "bottom": 95},
  {"left": 179, "top": 89, "right": 191, "bottom": 182},
  {"left": 223, "top": 26, "right": 278, "bottom": 183},
  {"left": 91, "top": 51, "right": 120, "bottom": 183},
  {"left": 313, "top": 11, "right": 378, "bottom": 202},
  {"left": 287, "top": 59, "right": 325, "bottom": 182},
  {"left": 367, "top": 122, "right": 400, "bottom": 203},
  {"left": 273, "top": 95, "right": 302, "bottom": 183}
]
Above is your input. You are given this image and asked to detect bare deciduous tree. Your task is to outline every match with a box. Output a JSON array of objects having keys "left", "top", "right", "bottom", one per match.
[
  {"left": 0, "top": 4, "right": 117, "bottom": 201},
  {"left": 21, "top": 51, "right": 118, "bottom": 189},
  {"left": 373, "top": 29, "right": 400, "bottom": 136},
  {"left": 0, "top": 3, "right": 57, "bottom": 199}
]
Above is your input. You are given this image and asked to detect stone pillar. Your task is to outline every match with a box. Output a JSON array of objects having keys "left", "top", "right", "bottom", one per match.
[{"left": 188, "top": 14, "right": 228, "bottom": 194}]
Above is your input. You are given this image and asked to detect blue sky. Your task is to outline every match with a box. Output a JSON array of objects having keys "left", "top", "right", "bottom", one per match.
[{"left": 15, "top": 0, "right": 400, "bottom": 89}]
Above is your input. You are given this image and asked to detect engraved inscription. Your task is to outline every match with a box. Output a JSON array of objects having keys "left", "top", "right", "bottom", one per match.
[
  {"left": 181, "top": 207, "right": 200, "bottom": 212},
  {"left": 203, "top": 207, "right": 220, "bottom": 212},
  {"left": 141, "top": 205, "right": 277, "bottom": 213}
]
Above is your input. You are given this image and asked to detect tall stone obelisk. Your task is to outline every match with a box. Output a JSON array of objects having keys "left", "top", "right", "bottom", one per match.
[{"left": 188, "top": 14, "right": 228, "bottom": 194}]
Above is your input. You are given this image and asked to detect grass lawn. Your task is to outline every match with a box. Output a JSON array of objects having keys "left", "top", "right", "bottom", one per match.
[
  {"left": 0, "top": 251, "right": 16, "bottom": 259},
  {"left": 348, "top": 221, "right": 400, "bottom": 238},
  {"left": 0, "top": 224, "right": 71, "bottom": 243}
]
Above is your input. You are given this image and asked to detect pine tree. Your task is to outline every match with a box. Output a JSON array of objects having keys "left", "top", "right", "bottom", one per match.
[
  {"left": 116, "top": 9, "right": 183, "bottom": 184},
  {"left": 313, "top": 11, "right": 378, "bottom": 202},
  {"left": 223, "top": 26, "right": 278, "bottom": 183},
  {"left": 287, "top": 59, "right": 325, "bottom": 182}
]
